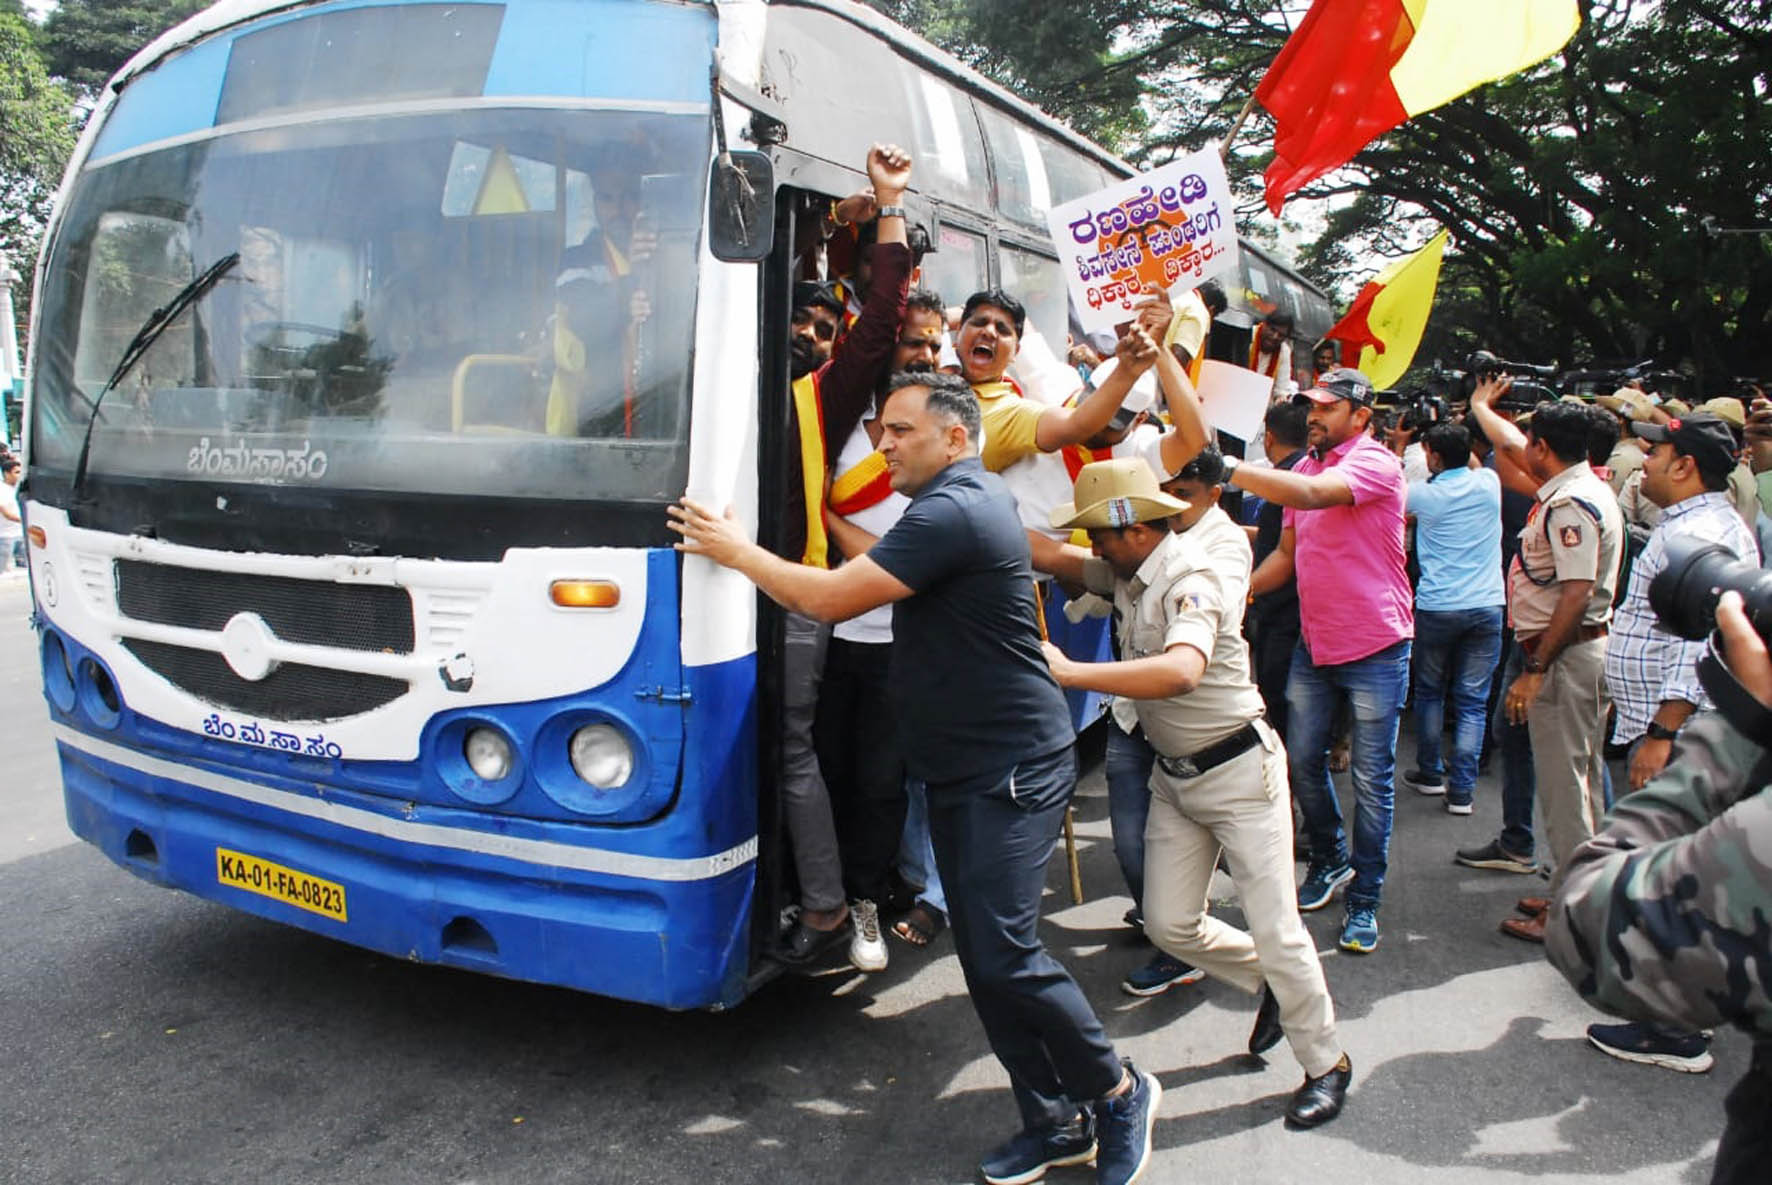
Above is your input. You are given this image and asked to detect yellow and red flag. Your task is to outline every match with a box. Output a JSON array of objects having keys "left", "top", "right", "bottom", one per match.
[
  {"left": 1255, "top": 0, "right": 1579, "bottom": 214},
  {"left": 1326, "top": 228, "right": 1448, "bottom": 390}
]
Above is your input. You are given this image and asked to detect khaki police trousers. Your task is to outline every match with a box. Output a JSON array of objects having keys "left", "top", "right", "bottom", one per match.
[
  {"left": 1526, "top": 635, "right": 1610, "bottom": 880},
  {"left": 1142, "top": 719, "right": 1342, "bottom": 1078}
]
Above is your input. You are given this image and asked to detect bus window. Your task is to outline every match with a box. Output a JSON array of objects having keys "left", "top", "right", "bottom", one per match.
[
  {"left": 72, "top": 212, "right": 196, "bottom": 392},
  {"left": 907, "top": 75, "right": 992, "bottom": 210},
  {"left": 1040, "top": 141, "right": 1110, "bottom": 205},
  {"left": 978, "top": 105, "right": 1052, "bottom": 227},
  {"left": 998, "top": 246, "right": 1066, "bottom": 354},
  {"left": 923, "top": 225, "right": 987, "bottom": 310}
]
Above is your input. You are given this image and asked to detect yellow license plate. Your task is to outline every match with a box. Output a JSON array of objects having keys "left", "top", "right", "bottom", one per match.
[{"left": 216, "top": 848, "right": 348, "bottom": 922}]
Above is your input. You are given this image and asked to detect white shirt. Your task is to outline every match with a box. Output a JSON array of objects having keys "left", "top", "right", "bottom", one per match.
[
  {"left": 829, "top": 414, "right": 911, "bottom": 645},
  {"left": 0, "top": 481, "right": 21, "bottom": 542}
]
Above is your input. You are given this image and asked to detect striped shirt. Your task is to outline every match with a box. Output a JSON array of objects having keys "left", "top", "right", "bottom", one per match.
[{"left": 1604, "top": 491, "right": 1761, "bottom": 744}]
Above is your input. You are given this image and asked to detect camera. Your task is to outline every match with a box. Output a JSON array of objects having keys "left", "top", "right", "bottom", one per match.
[
  {"left": 1650, "top": 535, "right": 1772, "bottom": 734},
  {"left": 1466, "top": 350, "right": 1559, "bottom": 408},
  {"left": 1398, "top": 390, "right": 1451, "bottom": 432}
]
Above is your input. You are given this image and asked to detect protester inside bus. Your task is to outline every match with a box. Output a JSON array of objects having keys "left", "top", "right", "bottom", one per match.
[
  {"left": 815, "top": 286, "right": 946, "bottom": 966},
  {"left": 791, "top": 282, "right": 845, "bottom": 372},
  {"left": 954, "top": 288, "right": 1159, "bottom": 474},
  {"left": 1312, "top": 341, "right": 1338, "bottom": 383},
  {"left": 1248, "top": 311, "right": 1295, "bottom": 400},
  {"left": 1468, "top": 381, "right": 1624, "bottom": 945},
  {"left": 765, "top": 143, "right": 916, "bottom": 971},
  {"left": 670, "top": 371, "right": 1163, "bottom": 1185},
  {"left": 1225, "top": 368, "right": 1412, "bottom": 956},
  {"left": 1045, "top": 457, "right": 1352, "bottom": 1130},
  {"left": 1402, "top": 422, "right": 1504, "bottom": 816}
]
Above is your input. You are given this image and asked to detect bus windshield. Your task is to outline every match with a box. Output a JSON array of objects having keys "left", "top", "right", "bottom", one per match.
[{"left": 32, "top": 105, "right": 709, "bottom": 503}]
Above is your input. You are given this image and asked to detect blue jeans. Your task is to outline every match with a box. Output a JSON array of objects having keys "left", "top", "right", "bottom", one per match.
[
  {"left": 1104, "top": 719, "right": 1157, "bottom": 910},
  {"left": 897, "top": 778, "right": 947, "bottom": 917},
  {"left": 1412, "top": 606, "right": 1503, "bottom": 801},
  {"left": 1287, "top": 638, "right": 1411, "bottom": 911},
  {"left": 1490, "top": 639, "right": 1537, "bottom": 858}
]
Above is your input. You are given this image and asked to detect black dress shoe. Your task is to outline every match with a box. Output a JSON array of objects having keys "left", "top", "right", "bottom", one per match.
[
  {"left": 1248, "top": 984, "right": 1284, "bottom": 1056},
  {"left": 1286, "top": 1055, "right": 1352, "bottom": 1128},
  {"left": 773, "top": 916, "right": 849, "bottom": 966}
]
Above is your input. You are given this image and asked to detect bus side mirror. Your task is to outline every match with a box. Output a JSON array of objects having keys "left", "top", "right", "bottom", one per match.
[{"left": 708, "top": 151, "right": 774, "bottom": 263}]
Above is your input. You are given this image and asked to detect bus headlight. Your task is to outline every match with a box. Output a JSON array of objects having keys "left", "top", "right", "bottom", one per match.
[
  {"left": 569, "top": 724, "right": 632, "bottom": 789},
  {"left": 463, "top": 727, "right": 513, "bottom": 781}
]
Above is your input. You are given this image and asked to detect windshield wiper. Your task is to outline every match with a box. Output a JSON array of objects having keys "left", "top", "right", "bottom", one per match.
[{"left": 71, "top": 252, "right": 241, "bottom": 507}]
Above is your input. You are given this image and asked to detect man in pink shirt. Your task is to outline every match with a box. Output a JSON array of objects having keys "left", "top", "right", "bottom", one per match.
[{"left": 1222, "top": 368, "right": 1413, "bottom": 955}]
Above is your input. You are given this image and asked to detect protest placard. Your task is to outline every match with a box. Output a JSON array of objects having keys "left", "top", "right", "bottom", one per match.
[
  {"left": 1195, "top": 360, "right": 1272, "bottom": 444},
  {"left": 1046, "top": 146, "right": 1240, "bottom": 335}
]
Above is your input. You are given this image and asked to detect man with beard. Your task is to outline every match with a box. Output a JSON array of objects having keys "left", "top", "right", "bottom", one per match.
[{"left": 766, "top": 143, "right": 916, "bottom": 969}]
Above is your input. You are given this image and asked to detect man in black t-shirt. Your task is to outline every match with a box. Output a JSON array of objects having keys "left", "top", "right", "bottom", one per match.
[{"left": 668, "top": 371, "right": 1160, "bottom": 1185}]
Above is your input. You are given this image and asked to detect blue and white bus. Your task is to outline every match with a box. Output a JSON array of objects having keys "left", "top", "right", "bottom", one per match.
[{"left": 23, "top": 0, "right": 1329, "bottom": 1010}]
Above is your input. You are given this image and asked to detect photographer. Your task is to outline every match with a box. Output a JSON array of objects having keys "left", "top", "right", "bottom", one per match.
[{"left": 1546, "top": 589, "right": 1772, "bottom": 1184}]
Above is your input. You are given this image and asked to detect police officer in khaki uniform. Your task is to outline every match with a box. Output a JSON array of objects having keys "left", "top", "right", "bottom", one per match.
[
  {"left": 1042, "top": 458, "right": 1351, "bottom": 1131},
  {"left": 1469, "top": 380, "right": 1624, "bottom": 943}
]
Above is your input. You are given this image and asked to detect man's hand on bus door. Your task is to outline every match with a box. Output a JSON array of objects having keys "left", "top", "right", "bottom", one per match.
[{"left": 667, "top": 496, "right": 753, "bottom": 566}]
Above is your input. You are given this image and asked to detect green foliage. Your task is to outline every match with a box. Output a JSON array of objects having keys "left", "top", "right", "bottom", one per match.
[
  {"left": 0, "top": 10, "right": 76, "bottom": 336},
  {"left": 37, "top": 0, "right": 207, "bottom": 97},
  {"left": 873, "top": 0, "right": 1772, "bottom": 390}
]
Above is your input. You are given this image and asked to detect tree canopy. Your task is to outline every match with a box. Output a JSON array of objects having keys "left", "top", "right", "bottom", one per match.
[
  {"left": 37, "top": 0, "right": 207, "bottom": 98},
  {"left": 870, "top": 0, "right": 1772, "bottom": 390},
  {"left": 0, "top": 10, "right": 75, "bottom": 330}
]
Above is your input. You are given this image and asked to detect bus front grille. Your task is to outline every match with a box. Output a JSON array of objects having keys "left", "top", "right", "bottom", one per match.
[
  {"left": 115, "top": 560, "right": 416, "bottom": 655},
  {"left": 122, "top": 639, "right": 409, "bottom": 721}
]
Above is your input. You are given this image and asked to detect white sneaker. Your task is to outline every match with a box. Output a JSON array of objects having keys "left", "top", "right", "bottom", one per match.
[{"left": 849, "top": 899, "right": 888, "bottom": 972}]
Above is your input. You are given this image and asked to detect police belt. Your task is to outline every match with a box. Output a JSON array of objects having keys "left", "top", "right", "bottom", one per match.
[{"left": 1155, "top": 722, "right": 1261, "bottom": 780}]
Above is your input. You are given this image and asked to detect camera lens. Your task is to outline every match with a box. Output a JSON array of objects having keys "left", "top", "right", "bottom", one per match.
[{"left": 1648, "top": 536, "right": 1772, "bottom": 641}]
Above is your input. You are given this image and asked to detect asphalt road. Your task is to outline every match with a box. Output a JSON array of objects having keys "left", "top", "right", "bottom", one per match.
[{"left": 0, "top": 570, "right": 1738, "bottom": 1184}]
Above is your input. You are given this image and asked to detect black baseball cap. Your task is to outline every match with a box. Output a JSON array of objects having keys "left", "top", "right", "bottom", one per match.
[
  {"left": 1297, "top": 367, "right": 1375, "bottom": 408},
  {"left": 1632, "top": 412, "right": 1738, "bottom": 478}
]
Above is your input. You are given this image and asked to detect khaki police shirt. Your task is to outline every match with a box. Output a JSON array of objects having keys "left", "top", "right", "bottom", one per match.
[
  {"left": 1085, "top": 527, "right": 1264, "bottom": 756},
  {"left": 1508, "top": 462, "right": 1624, "bottom": 635}
]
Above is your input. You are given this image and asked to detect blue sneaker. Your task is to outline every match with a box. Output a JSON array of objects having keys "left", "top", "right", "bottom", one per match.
[
  {"left": 1586, "top": 1022, "right": 1714, "bottom": 1073},
  {"left": 1338, "top": 905, "right": 1379, "bottom": 954},
  {"left": 1120, "top": 953, "right": 1205, "bottom": 997},
  {"left": 1093, "top": 1061, "right": 1161, "bottom": 1185},
  {"left": 1297, "top": 862, "right": 1354, "bottom": 912},
  {"left": 979, "top": 1110, "right": 1096, "bottom": 1185}
]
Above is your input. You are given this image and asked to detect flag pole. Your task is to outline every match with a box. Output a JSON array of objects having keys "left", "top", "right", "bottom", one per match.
[{"left": 1219, "top": 91, "right": 1261, "bottom": 162}]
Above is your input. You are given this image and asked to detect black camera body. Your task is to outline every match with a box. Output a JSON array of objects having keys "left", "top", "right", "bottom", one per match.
[
  {"left": 1650, "top": 536, "right": 1772, "bottom": 737},
  {"left": 1466, "top": 350, "right": 1559, "bottom": 409},
  {"left": 1399, "top": 390, "right": 1451, "bottom": 432}
]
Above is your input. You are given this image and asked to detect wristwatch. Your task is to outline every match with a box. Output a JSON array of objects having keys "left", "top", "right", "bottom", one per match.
[
  {"left": 876, "top": 203, "right": 907, "bottom": 220},
  {"left": 1220, "top": 454, "right": 1240, "bottom": 482},
  {"left": 1646, "top": 721, "right": 1681, "bottom": 742},
  {"left": 1523, "top": 653, "right": 1546, "bottom": 674}
]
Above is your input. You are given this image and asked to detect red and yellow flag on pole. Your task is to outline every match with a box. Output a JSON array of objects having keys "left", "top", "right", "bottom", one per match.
[
  {"left": 1326, "top": 228, "right": 1448, "bottom": 391},
  {"left": 1255, "top": 0, "right": 1579, "bottom": 215}
]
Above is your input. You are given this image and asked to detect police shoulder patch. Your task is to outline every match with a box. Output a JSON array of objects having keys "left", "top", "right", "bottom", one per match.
[
  {"left": 1173, "top": 591, "right": 1203, "bottom": 614},
  {"left": 1559, "top": 523, "right": 1583, "bottom": 548}
]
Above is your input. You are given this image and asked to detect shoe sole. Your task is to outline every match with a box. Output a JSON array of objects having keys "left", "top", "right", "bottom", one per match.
[
  {"left": 1338, "top": 931, "right": 1379, "bottom": 954},
  {"left": 1120, "top": 969, "right": 1207, "bottom": 997},
  {"left": 1125, "top": 1072, "right": 1162, "bottom": 1183},
  {"left": 1587, "top": 1034, "right": 1714, "bottom": 1074},
  {"left": 1454, "top": 854, "right": 1535, "bottom": 873},
  {"left": 1297, "top": 868, "right": 1355, "bottom": 913},
  {"left": 1407, "top": 778, "right": 1445, "bottom": 796},
  {"left": 1445, "top": 802, "right": 1474, "bottom": 816},
  {"left": 980, "top": 1143, "right": 1096, "bottom": 1185}
]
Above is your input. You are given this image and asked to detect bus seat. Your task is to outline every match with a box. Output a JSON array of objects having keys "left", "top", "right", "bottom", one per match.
[{"left": 451, "top": 353, "right": 544, "bottom": 434}]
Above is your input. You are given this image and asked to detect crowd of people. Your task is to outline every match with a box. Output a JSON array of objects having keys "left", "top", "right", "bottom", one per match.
[{"left": 669, "top": 144, "right": 1772, "bottom": 1185}]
